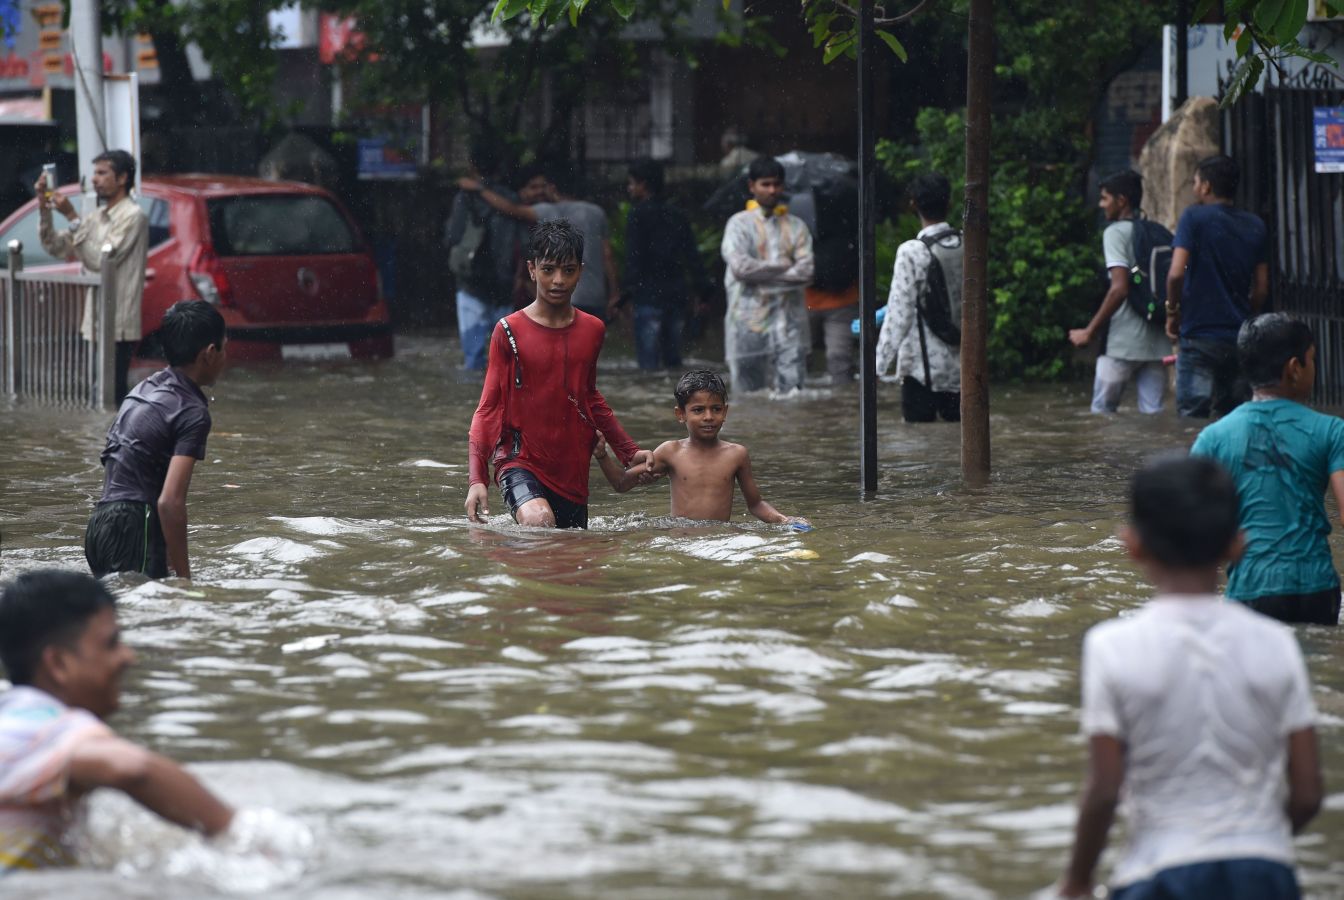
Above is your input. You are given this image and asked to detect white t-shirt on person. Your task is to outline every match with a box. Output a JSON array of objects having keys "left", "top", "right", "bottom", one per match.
[{"left": 1080, "top": 595, "right": 1316, "bottom": 887}]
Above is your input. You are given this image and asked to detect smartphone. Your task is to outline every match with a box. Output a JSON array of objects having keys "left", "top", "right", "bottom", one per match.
[{"left": 41, "top": 163, "right": 56, "bottom": 199}]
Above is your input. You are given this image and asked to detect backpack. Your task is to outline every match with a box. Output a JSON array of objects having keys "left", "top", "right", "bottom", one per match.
[
  {"left": 448, "top": 204, "right": 491, "bottom": 283},
  {"left": 812, "top": 233, "right": 858, "bottom": 292},
  {"left": 917, "top": 230, "right": 962, "bottom": 347},
  {"left": 1126, "top": 216, "right": 1174, "bottom": 326}
]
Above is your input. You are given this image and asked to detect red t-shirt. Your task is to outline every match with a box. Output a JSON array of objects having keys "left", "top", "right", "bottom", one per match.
[{"left": 468, "top": 309, "right": 640, "bottom": 504}]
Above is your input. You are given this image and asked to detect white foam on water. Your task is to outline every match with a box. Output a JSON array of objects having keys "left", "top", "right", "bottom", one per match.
[
  {"left": 407, "top": 459, "right": 453, "bottom": 468},
  {"left": 227, "top": 537, "right": 326, "bottom": 563}
]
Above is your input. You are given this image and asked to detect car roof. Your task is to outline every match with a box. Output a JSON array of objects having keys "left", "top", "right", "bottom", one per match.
[{"left": 143, "top": 175, "right": 337, "bottom": 198}]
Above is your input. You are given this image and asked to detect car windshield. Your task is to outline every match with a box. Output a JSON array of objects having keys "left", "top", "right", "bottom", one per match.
[{"left": 207, "top": 195, "right": 357, "bottom": 256}]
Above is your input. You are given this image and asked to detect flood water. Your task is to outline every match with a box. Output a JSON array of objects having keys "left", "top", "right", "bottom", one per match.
[{"left": 2, "top": 334, "right": 1343, "bottom": 898}]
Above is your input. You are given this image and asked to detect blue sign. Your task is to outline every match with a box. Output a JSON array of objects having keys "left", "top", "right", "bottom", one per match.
[
  {"left": 357, "top": 137, "right": 418, "bottom": 180},
  {"left": 1316, "top": 107, "right": 1344, "bottom": 174}
]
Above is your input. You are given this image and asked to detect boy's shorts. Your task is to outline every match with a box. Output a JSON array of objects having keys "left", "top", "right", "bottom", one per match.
[
  {"left": 85, "top": 500, "right": 168, "bottom": 579},
  {"left": 1112, "top": 857, "right": 1298, "bottom": 900},
  {"left": 1244, "top": 586, "right": 1340, "bottom": 626},
  {"left": 499, "top": 467, "right": 588, "bottom": 529}
]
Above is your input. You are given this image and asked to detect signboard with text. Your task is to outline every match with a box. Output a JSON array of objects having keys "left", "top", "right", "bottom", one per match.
[{"left": 1316, "top": 107, "right": 1344, "bottom": 174}]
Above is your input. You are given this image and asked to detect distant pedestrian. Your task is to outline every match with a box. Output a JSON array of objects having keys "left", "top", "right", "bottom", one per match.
[
  {"left": 464, "top": 220, "right": 652, "bottom": 529},
  {"left": 876, "top": 173, "right": 962, "bottom": 423},
  {"left": 805, "top": 176, "right": 859, "bottom": 386},
  {"left": 458, "top": 165, "right": 619, "bottom": 320},
  {"left": 84, "top": 300, "right": 227, "bottom": 581},
  {"left": 721, "top": 156, "right": 813, "bottom": 395},
  {"left": 1190, "top": 313, "right": 1344, "bottom": 625},
  {"left": 1058, "top": 454, "right": 1322, "bottom": 900},
  {"left": 1068, "top": 170, "right": 1171, "bottom": 413},
  {"left": 444, "top": 138, "right": 528, "bottom": 371},
  {"left": 1165, "top": 154, "right": 1269, "bottom": 418},
  {"left": 0, "top": 569, "right": 235, "bottom": 872},
  {"left": 36, "top": 149, "right": 149, "bottom": 404},
  {"left": 617, "top": 159, "right": 712, "bottom": 370}
]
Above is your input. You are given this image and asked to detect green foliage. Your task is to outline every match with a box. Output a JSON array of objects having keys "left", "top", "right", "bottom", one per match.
[
  {"left": 879, "top": 110, "right": 1099, "bottom": 382},
  {"left": 100, "top": 0, "right": 291, "bottom": 127},
  {"left": 1212, "top": 0, "right": 1340, "bottom": 106}
]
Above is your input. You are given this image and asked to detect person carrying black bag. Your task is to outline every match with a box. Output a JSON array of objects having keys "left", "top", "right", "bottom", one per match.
[{"left": 875, "top": 172, "right": 962, "bottom": 423}]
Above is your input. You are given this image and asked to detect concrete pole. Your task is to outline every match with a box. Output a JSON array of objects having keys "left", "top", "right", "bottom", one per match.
[{"left": 70, "top": 0, "right": 107, "bottom": 204}]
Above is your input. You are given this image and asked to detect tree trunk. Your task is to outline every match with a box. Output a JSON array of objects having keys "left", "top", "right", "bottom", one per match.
[{"left": 961, "top": 0, "right": 992, "bottom": 485}]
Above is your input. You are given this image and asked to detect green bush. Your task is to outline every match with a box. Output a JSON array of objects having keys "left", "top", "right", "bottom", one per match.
[{"left": 877, "top": 109, "right": 1099, "bottom": 381}]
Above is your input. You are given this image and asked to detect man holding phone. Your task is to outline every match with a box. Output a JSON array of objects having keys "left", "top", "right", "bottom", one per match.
[{"left": 35, "top": 149, "right": 149, "bottom": 404}]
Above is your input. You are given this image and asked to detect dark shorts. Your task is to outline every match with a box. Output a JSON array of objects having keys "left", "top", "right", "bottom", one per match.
[
  {"left": 499, "top": 467, "right": 588, "bottom": 529},
  {"left": 85, "top": 500, "right": 168, "bottom": 579},
  {"left": 902, "top": 376, "right": 960, "bottom": 423},
  {"left": 1112, "top": 857, "right": 1299, "bottom": 900},
  {"left": 1244, "top": 585, "right": 1340, "bottom": 626}
]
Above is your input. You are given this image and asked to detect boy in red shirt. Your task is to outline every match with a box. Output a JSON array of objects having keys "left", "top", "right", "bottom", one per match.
[{"left": 465, "top": 219, "right": 652, "bottom": 528}]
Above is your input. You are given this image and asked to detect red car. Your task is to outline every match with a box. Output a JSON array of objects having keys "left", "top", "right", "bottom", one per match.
[{"left": 0, "top": 175, "right": 393, "bottom": 362}]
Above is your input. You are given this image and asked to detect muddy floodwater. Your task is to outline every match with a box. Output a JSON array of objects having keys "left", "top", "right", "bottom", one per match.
[{"left": 2, "top": 334, "right": 1342, "bottom": 899}]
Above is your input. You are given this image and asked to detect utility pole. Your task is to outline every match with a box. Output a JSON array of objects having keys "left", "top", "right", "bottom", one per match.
[
  {"left": 961, "top": 0, "right": 992, "bottom": 485},
  {"left": 71, "top": 0, "right": 107, "bottom": 199},
  {"left": 856, "top": 0, "right": 879, "bottom": 495}
]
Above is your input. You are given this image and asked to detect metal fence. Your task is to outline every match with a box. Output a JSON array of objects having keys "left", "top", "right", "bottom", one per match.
[
  {"left": 1223, "top": 76, "right": 1344, "bottom": 406},
  {"left": 2, "top": 241, "right": 118, "bottom": 408}
]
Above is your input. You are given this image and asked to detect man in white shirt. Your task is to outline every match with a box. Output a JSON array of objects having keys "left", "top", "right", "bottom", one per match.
[
  {"left": 37, "top": 149, "right": 149, "bottom": 404},
  {"left": 1067, "top": 170, "right": 1171, "bottom": 413},
  {"left": 1058, "top": 455, "right": 1322, "bottom": 900},
  {"left": 876, "top": 173, "right": 962, "bottom": 422}
]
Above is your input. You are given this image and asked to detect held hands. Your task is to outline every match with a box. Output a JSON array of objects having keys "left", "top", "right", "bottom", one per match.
[
  {"left": 628, "top": 448, "right": 663, "bottom": 486},
  {"left": 465, "top": 483, "right": 490, "bottom": 523}
]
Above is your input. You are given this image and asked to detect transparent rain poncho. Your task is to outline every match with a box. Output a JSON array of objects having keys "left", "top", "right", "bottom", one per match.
[{"left": 720, "top": 205, "right": 814, "bottom": 394}]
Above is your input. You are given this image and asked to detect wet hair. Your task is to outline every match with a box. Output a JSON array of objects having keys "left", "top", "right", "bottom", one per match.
[
  {"left": 747, "top": 156, "right": 785, "bottom": 183},
  {"left": 1099, "top": 169, "right": 1143, "bottom": 211},
  {"left": 468, "top": 136, "right": 503, "bottom": 177},
  {"left": 0, "top": 569, "right": 117, "bottom": 685},
  {"left": 527, "top": 218, "right": 584, "bottom": 264},
  {"left": 93, "top": 149, "right": 136, "bottom": 190},
  {"left": 628, "top": 158, "right": 665, "bottom": 195},
  {"left": 908, "top": 172, "right": 951, "bottom": 221},
  {"left": 1196, "top": 154, "right": 1240, "bottom": 199},
  {"left": 1237, "top": 312, "right": 1315, "bottom": 389},
  {"left": 160, "top": 299, "right": 225, "bottom": 366},
  {"left": 1130, "top": 454, "right": 1240, "bottom": 569},
  {"left": 514, "top": 162, "right": 546, "bottom": 191},
  {"left": 675, "top": 369, "right": 728, "bottom": 407}
]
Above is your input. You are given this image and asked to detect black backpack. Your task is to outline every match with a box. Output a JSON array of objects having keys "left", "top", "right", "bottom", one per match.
[
  {"left": 917, "top": 230, "right": 962, "bottom": 348},
  {"left": 1126, "top": 216, "right": 1174, "bottom": 326}
]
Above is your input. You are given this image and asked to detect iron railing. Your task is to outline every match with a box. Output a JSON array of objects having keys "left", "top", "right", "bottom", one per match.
[
  {"left": 1223, "top": 78, "right": 1344, "bottom": 406},
  {"left": 2, "top": 240, "right": 118, "bottom": 408}
]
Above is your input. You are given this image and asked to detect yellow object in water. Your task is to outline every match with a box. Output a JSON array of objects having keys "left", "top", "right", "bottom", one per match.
[{"left": 773, "top": 549, "right": 819, "bottom": 560}]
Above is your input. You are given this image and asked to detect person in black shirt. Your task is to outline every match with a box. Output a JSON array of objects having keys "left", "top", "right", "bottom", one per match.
[
  {"left": 84, "top": 300, "right": 227, "bottom": 580},
  {"left": 617, "top": 159, "right": 712, "bottom": 370}
]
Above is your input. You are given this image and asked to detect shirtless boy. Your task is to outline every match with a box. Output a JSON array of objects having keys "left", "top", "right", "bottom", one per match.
[{"left": 596, "top": 369, "right": 806, "bottom": 526}]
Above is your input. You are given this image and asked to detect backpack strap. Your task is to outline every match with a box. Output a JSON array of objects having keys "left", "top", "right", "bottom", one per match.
[
  {"left": 499, "top": 317, "right": 522, "bottom": 388},
  {"left": 915, "top": 303, "right": 932, "bottom": 388}
]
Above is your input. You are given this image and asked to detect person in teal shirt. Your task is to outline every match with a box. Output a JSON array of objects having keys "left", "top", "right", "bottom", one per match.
[{"left": 1191, "top": 313, "right": 1344, "bottom": 625}]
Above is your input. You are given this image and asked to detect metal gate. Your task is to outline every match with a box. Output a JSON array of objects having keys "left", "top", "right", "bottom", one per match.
[
  {"left": 1223, "top": 73, "right": 1344, "bottom": 405},
  {"left": 2, "top": 240, "right": 118, "bottom": 408}
]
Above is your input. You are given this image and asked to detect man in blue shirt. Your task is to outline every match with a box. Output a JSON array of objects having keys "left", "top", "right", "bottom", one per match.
[{"left": 1164, "top": 154, "right": 1269, "bottom": 418}]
